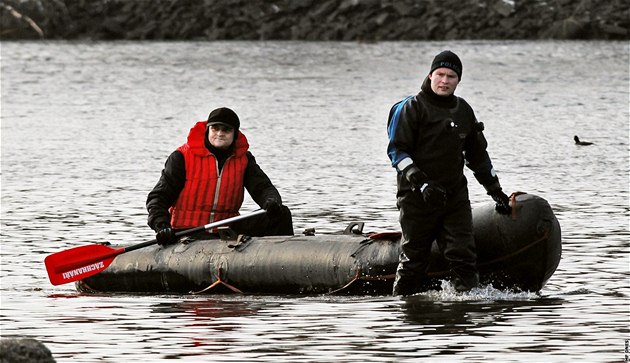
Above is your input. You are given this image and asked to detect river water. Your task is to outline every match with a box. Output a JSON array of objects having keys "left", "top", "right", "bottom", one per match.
[{"left": 1, "top": 40, "right": 628, "bottom": 362}]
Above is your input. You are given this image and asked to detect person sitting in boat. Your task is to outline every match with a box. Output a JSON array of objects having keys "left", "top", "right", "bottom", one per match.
[
  {"left": 147, "top": 107, "right": 294, "bottom": 245},
  {"left": 386, "top": 50, "right": 511, "bottom": 295}
]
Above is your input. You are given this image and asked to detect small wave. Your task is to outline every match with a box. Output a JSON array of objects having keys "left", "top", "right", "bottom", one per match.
[
  {"left": 555, "top": 287, "right": 591, "bottom": 295},
  {"left": 416, "top": 280, "right": 539, "bottom": 301}
]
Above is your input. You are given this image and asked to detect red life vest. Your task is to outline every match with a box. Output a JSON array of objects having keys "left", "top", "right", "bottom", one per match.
[{"left": 170, "top": 121, "right": 249, "bottom": 229}]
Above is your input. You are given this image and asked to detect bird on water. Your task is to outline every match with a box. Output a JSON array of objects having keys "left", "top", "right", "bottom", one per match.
[{"left": 574, "top": 135, "right": 593, "bottom": 146}]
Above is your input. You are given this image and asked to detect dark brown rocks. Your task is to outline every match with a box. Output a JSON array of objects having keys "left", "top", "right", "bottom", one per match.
[{"left": 0, "top": 0, "right": 627, "bottom": 40}]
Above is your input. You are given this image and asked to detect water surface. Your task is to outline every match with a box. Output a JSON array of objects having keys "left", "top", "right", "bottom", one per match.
[{"left": 1, "top": 40, "right": 628, "bottom": 362}]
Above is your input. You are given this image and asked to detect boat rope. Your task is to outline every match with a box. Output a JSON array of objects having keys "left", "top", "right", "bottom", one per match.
[
  {"left": 423, "top": 228, "right": 552, "bottom": 279},
  {"left": 75, "top": 280, "right": 95, "bottom": 292},
  {"left": 477, "top": 229, "right": 551, "bottom": 268},
  {"left": 191, "top": 267, "right": 243, "bottom": 294},
  {"left": 510, "top": 191, "right": 527, "bottom": 220},
  {"left": 327, "top": 269, "right": 363, "bottom": 294},
  {"left": 327, "top": 268, "right": 398, "bottom": 294}
]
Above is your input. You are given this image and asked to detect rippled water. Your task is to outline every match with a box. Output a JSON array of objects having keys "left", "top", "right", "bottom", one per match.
[{"left": 1, "top": 40, "right": 628, "bottom": 362}]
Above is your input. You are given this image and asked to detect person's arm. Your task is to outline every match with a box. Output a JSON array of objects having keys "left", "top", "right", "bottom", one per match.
[
  {"left": 146, "top": 150, "right": 186, "bottom": 231},
  {"left": 464, "top": 120, "right": 494, "bottom": 182},
  {"left": 243, "top": 151, "right": 282, "bottom": 208},
  {"left": 464, "top": 117, "right": 511, "bottom": 214},
  {"left": 386, "top": 96, "right": 445, "bottom": 202},
  {"left": 386, "top": 96, "right": 418, "bottom": 172}
]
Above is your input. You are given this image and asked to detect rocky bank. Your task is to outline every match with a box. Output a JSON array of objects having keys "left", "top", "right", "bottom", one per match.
[{"left": 0, "top": 0, "right": 628, "bottom": 41}]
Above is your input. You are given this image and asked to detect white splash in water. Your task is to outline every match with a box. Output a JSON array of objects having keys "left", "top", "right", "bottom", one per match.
[{"left": 419, "top": 280, "right": 539, "bottom": 301}]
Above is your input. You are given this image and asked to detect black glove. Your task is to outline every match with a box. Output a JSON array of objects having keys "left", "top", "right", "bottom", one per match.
[
  {"left": 420, "top": 182, "right": 448, "bottom": 207},
  {"left": 403, "top": 164, "right": 447, "bottom": 207},
  {"left": 155, "top": 222, "right": 177, "bottom": 246},
  {"left": 489, "top": 189, "right": 511, "bottom": 215},
  {"left": 263, "top": 198, "right": 281, "bottom": 219},
  {"left": 402, "top": 164, "right": 426, "bottom": 189}
]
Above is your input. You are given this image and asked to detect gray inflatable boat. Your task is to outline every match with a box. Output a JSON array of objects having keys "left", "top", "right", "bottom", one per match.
[{"left": 77, "top": 193, "right": 561, "bottom": 295}]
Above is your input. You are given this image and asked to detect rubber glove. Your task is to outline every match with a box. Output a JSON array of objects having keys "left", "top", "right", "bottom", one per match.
[
  {"left": 263, "top": 198, "right": 281, "bottom": 218},
  {"left": 403, "top": 164, "right": 447, "bottom": 207},
  {"left": 155, "top": 222, "right": 177, "bottom": 246}
]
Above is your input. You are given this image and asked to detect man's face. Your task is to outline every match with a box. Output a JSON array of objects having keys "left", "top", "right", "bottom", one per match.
[
  {"left": 207, "top": 124, "right": 235, "bottom": 149},
  {"left": 429, "top": 68, "right": 460, "bottom": 96}
]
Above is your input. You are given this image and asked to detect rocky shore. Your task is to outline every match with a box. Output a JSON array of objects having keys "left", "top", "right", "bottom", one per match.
[{"left": 1, "top": 0, "right": 628, "bottom": 41}]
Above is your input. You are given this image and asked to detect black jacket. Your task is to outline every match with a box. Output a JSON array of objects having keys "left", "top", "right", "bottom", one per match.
[
  {"left": 387, "top": 77, "right": 500, "bottom": 196},
  {"left": 146, "top": 147, "right": 282, "bottom": 231}
]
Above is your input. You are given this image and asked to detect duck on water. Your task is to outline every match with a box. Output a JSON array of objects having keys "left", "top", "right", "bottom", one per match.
[{"left": 574, "top": 135, "right": 594, "bottom": 146}]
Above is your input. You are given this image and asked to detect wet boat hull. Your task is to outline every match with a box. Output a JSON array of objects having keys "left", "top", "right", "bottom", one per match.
[{"left": 77, "top": 193, "right": 561, "bottom": 295}]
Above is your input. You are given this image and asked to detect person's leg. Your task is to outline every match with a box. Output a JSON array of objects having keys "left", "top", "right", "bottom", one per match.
[
  {"left": 394, "top": 193, "right": 441, "bottom": 296},
  {"left": 437, "top": 196, "right": 479, "bottom": 292},
  {"left": 230, "top": 206, "right": 294, "bottom": 236}
]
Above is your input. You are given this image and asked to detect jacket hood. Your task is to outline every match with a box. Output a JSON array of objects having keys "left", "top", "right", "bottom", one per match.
[{"left": 186, "top": 121, "right": 249, "bottom": 157}]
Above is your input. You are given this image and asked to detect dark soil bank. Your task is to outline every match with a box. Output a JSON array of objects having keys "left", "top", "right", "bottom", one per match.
[{"left": 1, "top": 0, "right": 628, "bottom": 41}]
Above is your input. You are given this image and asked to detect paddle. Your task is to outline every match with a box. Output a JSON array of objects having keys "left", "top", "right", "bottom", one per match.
[{"left": 44, "top": 209, "right": 267, "bottom": 286}]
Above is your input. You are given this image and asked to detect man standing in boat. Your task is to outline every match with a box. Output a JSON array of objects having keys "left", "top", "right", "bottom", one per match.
[
  {"left": 147, "top": 107, "right": 294, "bottom": 245},
  {"left": 386, "top": 50, "right": 511, "bottom": 295}
]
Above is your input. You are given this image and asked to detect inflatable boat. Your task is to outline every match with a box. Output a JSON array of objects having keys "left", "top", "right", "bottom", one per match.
[{"left": 76, "top": 193, "right": 561, "bottom": 295}]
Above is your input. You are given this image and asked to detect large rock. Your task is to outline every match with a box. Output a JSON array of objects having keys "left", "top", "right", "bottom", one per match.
[{"left": 0, "top": 338, "right": 56, "bottom": 363}]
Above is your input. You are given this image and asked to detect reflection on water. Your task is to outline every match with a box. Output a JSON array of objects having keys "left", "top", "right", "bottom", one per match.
[{"left": 1, "top": 40, "right": 628, "bottom": 362}]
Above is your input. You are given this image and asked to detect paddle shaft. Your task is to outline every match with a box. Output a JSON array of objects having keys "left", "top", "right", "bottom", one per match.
[
  {"left": 46, "top": 209, "right": 267, "bottom": 285},
  {"left": 124, "top": 209, "right": 266, "bottom": 253},
  {"left": 128, "top": 208, "right": 268, "bottom": 254}
]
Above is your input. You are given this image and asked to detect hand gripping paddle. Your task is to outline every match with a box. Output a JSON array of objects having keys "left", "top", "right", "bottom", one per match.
[{"left": 44, "top": 209, "right": 266, "bottom": 285}]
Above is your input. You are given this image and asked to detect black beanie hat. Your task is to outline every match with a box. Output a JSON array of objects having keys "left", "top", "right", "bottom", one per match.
[
  {"left": 429, "top": 50, "right": 462, "bottom": 80},
  {"left": 207, "top": 107, "right": 240, "bottom": 130}
]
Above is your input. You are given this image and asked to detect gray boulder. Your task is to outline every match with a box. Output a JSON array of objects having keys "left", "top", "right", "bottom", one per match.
[{"left": 0, "top": 338, "right": 56, "bottom": 363}]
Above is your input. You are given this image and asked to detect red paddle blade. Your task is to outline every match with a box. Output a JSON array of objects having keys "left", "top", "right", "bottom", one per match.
[{"left": 44, "top": 244, "right": 124, "bottom": 286}]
